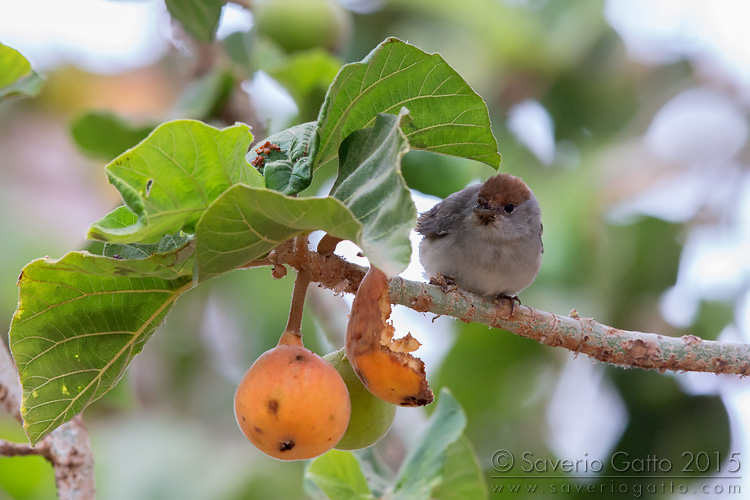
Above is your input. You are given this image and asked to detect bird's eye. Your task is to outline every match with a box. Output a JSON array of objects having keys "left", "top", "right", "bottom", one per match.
[{"left": 504, "top": 204, "right": 515, "bottom": 214}]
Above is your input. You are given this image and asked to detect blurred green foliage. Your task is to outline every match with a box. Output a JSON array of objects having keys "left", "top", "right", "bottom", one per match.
[
  {"left": 70, "top": 111, "right": 155, "bottom": 159},
  {"left": 165, "top": 0, "right": 226, "bottom": 43}
]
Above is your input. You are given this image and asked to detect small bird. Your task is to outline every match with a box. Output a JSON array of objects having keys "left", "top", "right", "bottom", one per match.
[{"left": 416, "top": 173, "right": 543, "bottom": 306}]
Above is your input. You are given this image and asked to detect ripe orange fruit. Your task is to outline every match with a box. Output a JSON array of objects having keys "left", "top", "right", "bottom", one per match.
[{"left": 234, "top": 343, "right": 351, "bottom": 460}]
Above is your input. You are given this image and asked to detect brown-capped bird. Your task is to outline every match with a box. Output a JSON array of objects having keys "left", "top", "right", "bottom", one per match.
[{"left": 416, "top": 173, "right": 543, "bottom": 304}]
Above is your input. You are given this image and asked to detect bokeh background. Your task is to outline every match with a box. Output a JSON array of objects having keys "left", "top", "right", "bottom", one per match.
[{"left": 2, "top": 0, "right": 750, "bottom": 498}]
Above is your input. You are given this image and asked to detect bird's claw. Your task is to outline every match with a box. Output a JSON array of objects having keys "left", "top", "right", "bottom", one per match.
[
  {"left": 494, "top": 294, "right": 521, "bottom": 315},
  {"left": 429, "top": 273, "right": 459, "bottom": 293}
]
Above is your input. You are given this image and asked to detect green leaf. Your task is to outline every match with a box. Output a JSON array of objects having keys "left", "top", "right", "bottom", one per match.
[
  {"left": 330, "top": 111, "right": 414, "bottom": 276},
  {"left": 70, "top": 111, "right": 154, "bottom": 159},
  {"left": 0, "top": 71, "right": 43, "bottom": 102},
  {"left": 305, "top": 450, "right": 374, "bottom": 500},
  {"left": 431, "top": 436, "right": 488, "bottom": 500},
  {"left": 171, "top": 69, "right": 234, "bottom": 120},
  {"left": 0, "top": 43, "right": 43, "bottom": 102},
  {"left": 223, "top": 30, "right": 256, "bottom": 71},
  {"left": 194, "top": 185, "right": 361, "bottom": 281},
  {"left": 313, "top": 37, "right": 500, "bottom": 171},
  {"left": 87, "top": 119, "right": 261, "bottom": 244},
  {"left": 248, "top": 122, "right": 317, "bottom": 195},
  {"left": 102, "top": 233, "right": 192, "bottom": 261},
  {"left": 102, "top": 234, "right": 195, "bottom": 277},
  {"left": 9, "top": 252, "right": 194, "bottom": 444},
  {"left": 0, "top": 43, "right": 31, "bottom": 88},
  {"left": 165, "top": 0, "right": 226, "bottom": 43},
  {"left": 390, "top": 388, "right": 467, "bottom": 500},
  {"left": 88, "top": 205, "right": 139, "bottom": 234}
]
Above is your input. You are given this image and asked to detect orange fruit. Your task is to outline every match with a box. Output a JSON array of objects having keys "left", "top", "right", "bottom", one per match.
[{"left": 234, "top": 343, "right": 350, "bottom": 460}]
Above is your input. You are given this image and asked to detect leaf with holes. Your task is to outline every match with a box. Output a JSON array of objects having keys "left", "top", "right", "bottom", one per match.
[
  {"left": 87, "top": 119, "right": 261, "bottom": 244},
  {"left": 195, "top": 185, "right": 362, "bottom": 281},
  {"left": 248, "top": 121, "right": 317, "bottom": 195},
  {"left": 330, "top": 110, "right": 414, "bottom": 276},
  {"left": 313, "top": 37, "right": 500, "bottom": 172},
  {"left": 9, "top": 252, "right": 194, "bottom": 444}
]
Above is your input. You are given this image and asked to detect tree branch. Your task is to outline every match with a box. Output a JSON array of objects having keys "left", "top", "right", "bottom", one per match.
[
  {"left": 0, "top": 337, "right": 23, "bottom": 424},
  {"left": 258, "top": 240, "right": 750, "bottom": 376},
  {"left": 1, "top": 340, "right": 96, "bottom": 499}
]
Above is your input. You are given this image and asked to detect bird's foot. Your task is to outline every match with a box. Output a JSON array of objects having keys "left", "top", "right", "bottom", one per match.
[
  {"left": 429, "top": 273, "right": 459, "bottom": 293},
  {"left": 494, "top": 294, "right": 521, "bottom": 315}
]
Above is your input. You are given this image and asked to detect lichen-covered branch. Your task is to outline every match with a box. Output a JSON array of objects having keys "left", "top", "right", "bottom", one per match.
[
  {"left": 0, "top": 340, "right": 96, "bottom": 499},
  {"left": 262, "top": 240, "right": 750, "bottom": 376},
  {"left": 388, "top": 277, "right": 750, "bottom": 375}
]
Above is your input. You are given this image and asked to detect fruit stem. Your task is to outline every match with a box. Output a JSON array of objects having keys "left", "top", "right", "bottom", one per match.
[{"left": 281, "top": 234, "right": 311, "bottom": 344}]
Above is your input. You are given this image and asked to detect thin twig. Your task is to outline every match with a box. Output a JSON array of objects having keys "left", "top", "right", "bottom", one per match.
[
  {"left": 246, "top": 240, "right": 750, "bottom": 376},
  {"left": 0, "top": 439, "right": 42, "bottom": 457},
  {"left": 283, "top": 235, "right": 312, "bottom": 338}
]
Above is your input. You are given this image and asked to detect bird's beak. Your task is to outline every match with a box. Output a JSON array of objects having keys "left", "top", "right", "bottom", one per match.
[{"left": 473, "top": 205, "right": 496, "bottom": 217}]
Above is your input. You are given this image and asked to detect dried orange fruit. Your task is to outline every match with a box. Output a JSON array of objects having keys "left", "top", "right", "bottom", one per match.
[
  {"left": 234, "top": 340, "right": 351, "bottom": 460},
  {"left": 345, "top": 266, "right": 434, "bottom": 407}
]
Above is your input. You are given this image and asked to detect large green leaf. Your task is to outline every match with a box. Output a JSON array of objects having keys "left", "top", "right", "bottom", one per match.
[
  {"left": 194, "top": 185, "right": 362, "bottom": 281},
  {"left": 70, "top": 111, "right": 155, "bottom": 159},
  {"left": 9, "top": 252, "right": 194, "bottom": 444},
  {"left": 305, "top": 450, "right": 374, "bottom": 500},
  {"left": 165, "top": 0, "right": 225, "bottom": 43},
  {"left": 248, "top": 122, "right": 317, "bottom": 195},
  {"left": 313, "top": 37, "right": 501, "bottom": 171},
  {"left": 390, "top": 388, "right": 467, "bottom": 500},
  {"left": 0, "top": 42, "right": 43, "bottom": 102},
  {"left": 87, "top": 120, "right": 261, "bottom": 244},
  {"left": 330, "top": 111, "right": 414, "bottom": 276}
]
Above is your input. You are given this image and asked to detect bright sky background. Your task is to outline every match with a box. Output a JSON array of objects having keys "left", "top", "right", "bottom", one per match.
[{"left": 0, "top": 0, "right": 252, "bottom": 73}]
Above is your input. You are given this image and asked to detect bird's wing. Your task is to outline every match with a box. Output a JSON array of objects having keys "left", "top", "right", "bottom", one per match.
[
  {"left": 415, "top": 203, "right": 448, "bottom": 237},
  {"left": 416, "top": 186, "right": 478, "bottom": 238}
]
